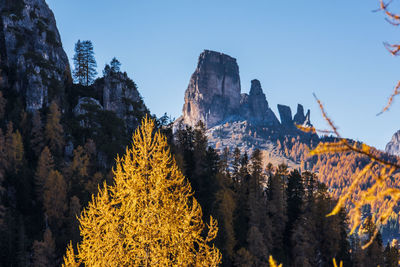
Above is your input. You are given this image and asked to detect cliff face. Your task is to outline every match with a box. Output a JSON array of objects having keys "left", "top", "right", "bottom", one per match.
[
  {"left": 0, "top": 0, "right": 71, "bottom": 111},
  {"left": 178, "top": 50, "right": 312, "bottom": 131},
  {"left": 182, "top": 50, "right": 241, "bottom": 127},
  {"left": 386, "top": 130, "right": 400, "bottom": 157},
  {"left": 176, "top": 50, "right": 316, "bottom": 157},
  {"left": 240, "top": 79, "right": 280, "bottom": 126},
  {"left": 101, "top": 72, "right": 147, "bottom": 131}
]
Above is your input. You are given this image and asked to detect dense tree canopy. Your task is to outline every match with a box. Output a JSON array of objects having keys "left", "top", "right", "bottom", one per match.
[{"left": 63, "top": 117, "right": 221, "bottom": 266}]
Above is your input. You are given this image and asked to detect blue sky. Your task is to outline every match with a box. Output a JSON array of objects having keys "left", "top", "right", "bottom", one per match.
[{"left": 47, "top": 0, "right": 400, "bottom": 150}]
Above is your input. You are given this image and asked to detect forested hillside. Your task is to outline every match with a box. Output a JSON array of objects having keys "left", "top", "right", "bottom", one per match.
[{"left": 0, "top": 0, "right": 399, "bottom": 266}]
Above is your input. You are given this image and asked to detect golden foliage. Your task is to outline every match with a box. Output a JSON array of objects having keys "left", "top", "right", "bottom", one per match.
[
  {"left": 268, "top": 255, "right": 282, "bottom": 267},
  {"left": 63, "top": 116, "right": 221, "bottom": 266},
  {"left": 332, "top": 258, "right": 343, "bottom": 267},
  {"left": 378, "top": 0, "right": 400, "bottom": 114},
  {"left": 62, "top": 242, "right": 80, "bottom": 267},
  {"left": 302, "top": 94, "right": 400, "bottom": 249}
]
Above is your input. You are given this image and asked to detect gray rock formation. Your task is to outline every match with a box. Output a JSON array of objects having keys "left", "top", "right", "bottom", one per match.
[
  {"left": 304, "top": 109, "right": 311, "bottom": 127},
  {"left": 240, "top": 79, "right": 279, "bottom": 126},
  {"left": 293, "top": 104, "right": 312, "bottom": 127},
  {"left": 177, "top": 50, "right": 312, "bottom": 135},
  {"left": 73, "top": 97, "right": 103, "bottom": 128},
  {"left": 385, "top": 130, "right": 400, "bottom": 157},
  {"left": 277, "top": 104, "right": 292, "bottom": 126},
  {"left": 100, "top": 71, "right": 147, "bottom": 131},
  {"left": 293, "top": 104, "right": 305, "bottom": 125},
  {"left": 181, "top": 50, "right": 241, "bottom": 127},
  {"left": 0, "top": 0, "right": 71, "bottom": 111},
  {"left": 73, "top": 97, "right": 102, "bottom": 116}
]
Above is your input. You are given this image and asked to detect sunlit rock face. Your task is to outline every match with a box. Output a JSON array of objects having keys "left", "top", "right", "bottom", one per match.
[
  {"left": 0, "top": 0, "right": 71, "bottom": 111},
  {"left": 175, "top": 49, "right": 318, "bottom": 168},
  {"left": 181, "top": 50, "right": 241, "bottom": 127},
  {"left": 175, "top": 50, "right": 315, "bottom": 150},
  {"left": 386, "top": 130, "right": 400, "bottom": 157}
]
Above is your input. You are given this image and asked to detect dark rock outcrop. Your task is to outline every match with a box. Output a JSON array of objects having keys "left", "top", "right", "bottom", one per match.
[
  {"left": 293, "top": 104, "right": 305, "bottom": 125},
  {"left": 386, "top": 130, "right": 400, "bottom": 157},
  {"left": 98, "top": 71, "right": 148, "bottom": 131},
  {"left": 0, "top": 0, "right": 71, "bottom": 111},
  {"left": 73, "top": 97, "right": 102, "bottom": 116},
  {"left": 181, "top": 50, "right": 241, "bottom": 127},
  {"left": 277, "top": 104, "right": 292, "bottom": 126},
  {"left": 304, "top": 109, "right": 311, "bottom": 127},
  {"left": 293, "top": 104, "right": 312, "bottom": 127}
]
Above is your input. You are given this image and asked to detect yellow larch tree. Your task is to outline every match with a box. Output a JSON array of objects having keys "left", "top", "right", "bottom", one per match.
[{"left": 63, "top": 117, "right": 221, "bottom": 266}]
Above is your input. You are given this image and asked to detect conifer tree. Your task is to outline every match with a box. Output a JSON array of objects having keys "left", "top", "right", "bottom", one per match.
[
  {"left": 73, "top": 40, "right": 97, "bottom": 86},
  {"left": 34, "top": 146, "right": 54, "bottom": 201},
  {"left": 73, "top": 40, "right": 84, "bottom": 85},
  {"left": 63, "top": 117, "right": 221, "bottom": 266},
  {"left": 232, "top": 147, "right": 241, "bottom": 185},
  {"left": 68, "top": 196, "right": 81, "bottom": 245},
  {"left": 32, "top": 228, "right": 56, "bottom": 267},
  {"left": 44, "top": 101, "right": 64, "bottom": 156},
  {"left": 361, "top": 216, "right": 384, "bottom": 266},
  {"left": 267, "top": 164, "right": 287, "bottom": 261},
  {"left": 43, "top": 170, "right": 67, "bottom": 227},
  {"left": 65, "top": 145, "right": 90, "bottom": 200},
  {"left": 214, "top": 169, "right": 237, "bottom": 266},
  {"left": 285, "top": 169, "right": 304, "bottom": 260},
  {"left": 246, "top": 149, "right": 270, "bottom": 266},
  {"left": 5, "top": 124, "right": 24, "bottom": 174},
  {"left": 110, "top": 57, "right": 121, "bottom": 73},
  {"left": 384, "top": 240, "right": 399, "bottom": 267},
  {"left": 30, "top": 111, "right": 44, "bottom": 157}
]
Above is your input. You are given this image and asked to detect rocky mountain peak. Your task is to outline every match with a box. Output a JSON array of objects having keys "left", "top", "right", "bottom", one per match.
[
  {"left": 277, "top": 104, "right": 292, "bottom": 126},
  {"left": 249, "top": 79, "right": 264, "bottom": 96},
  {"left": 181, "top": 50, "right": 241, "bottom": 127},
  {"left": 243, "top": 79, "right": 279, "bottom": 126},
  {"left": 385, "top": 130, "right": 400, "bottom": 157},
  {"left": 293, "top": 104, "right": 305, "bottom": 124},
  {"left": 0, "top": 0, "right": 71, "bottom": 111},
  {"left": 176, "top": 50, "right": 312, "bottom": 140}
]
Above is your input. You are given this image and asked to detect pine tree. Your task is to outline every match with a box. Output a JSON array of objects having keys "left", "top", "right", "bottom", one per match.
[
  {"left": 43, "top": 170, "right": 67, "bottom": 227},
  {"left": 284, "top": 170, "right": 304, "bottom": 261},
  {"left": 247, "top": 150, "right": 269, "bottom": 262},
  {"left": 267, "top": 164, "right": 287, "bottom": 261},
  {"left": 232, "top": 147, "right": 241, "bottom": 185},
  {"left": 34, "top": 146, "right": 54, "bottom": 202},
  {"left": 214, "top": 171, "right": 236, "bottom": 266},
  {"left": 73, "top": 40, "right": 97, "bottom": 86},
  {"left": 30, "top": 110, "right": 44, "bottom": 157},
  {"left": 65, "top": 145, "right": 90, "bottom": 201},
  {"left": 5, "top": 123, "right": 24, "bottom": 174},
  {"left": 234, "top": 152, "right": 251, "bottom": 249},
  {"left": 361, "top": 216, "right": 384, "bottom": 266},
  {"left": 73, "top": 40, "right": 84, "bottom": 85},
  {"left": 384, "top": 239, "right": 399, "bottom": 267},
  {"left": 32, "top": 228, "right": 56, "bottom": 267},
  {"left": 234, "top": 247, "right": 254, "bottom": 267},
  {"left": 68, "top": 196, "right": 81, "bottom": 245},
  {"left": 63, "top": 117, "right": 221, "bottom": 266},
  {"left": 44, "top": 101, "right": 64, "bottom": 156},
  {"left": 110, "top": 57, "right": 121, "bottom": 73}
]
